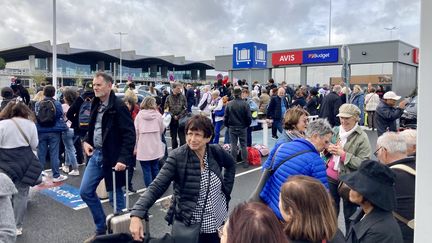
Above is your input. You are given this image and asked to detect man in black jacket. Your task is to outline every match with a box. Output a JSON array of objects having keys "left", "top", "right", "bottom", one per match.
[
  {"left": 224, "top": 86, "right": 252, "bottom": 168},
  {"left": 375, "top": 91, "right": 407, "bottom": 137},
  {"left": 266, "top": 87, "right": 289, "bottom": 139},
  {"left": 79, "top": 72, "right": 135, "bottom": 242},
  {"left": 319, "top": 85, "right": 343, "bottom": 127},
  {"left": 376, "top": 132, "right": 415, "bottom": 243}
]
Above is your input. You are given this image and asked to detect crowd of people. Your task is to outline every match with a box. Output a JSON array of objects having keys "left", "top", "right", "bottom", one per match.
[{"left": 0, "top": 74, "right": 417, "bottom": 243}]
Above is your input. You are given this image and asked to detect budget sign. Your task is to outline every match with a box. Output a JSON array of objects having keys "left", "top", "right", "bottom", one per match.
[
  {"left": 303, "top": 48, "right": 339, "bottom": 64},
  {"left": 272, "top": 51, "right": 303, "bottom": 66}
]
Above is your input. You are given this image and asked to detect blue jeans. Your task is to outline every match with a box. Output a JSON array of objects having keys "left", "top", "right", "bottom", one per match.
[
  {"left": 79, "top": 149, "right": 125, "bottom": 234},
  {"left": 37, "top": 132, "right": 61, "bottom": 178},
  {"left": 62, "top": 128, "right": 78, "bottom": 170},
  {"left": 223, "top": 127, "right": 230, "bottom": 144},
  {"left": 140, "top": 159, "right": 159, "bottom": 187},
  {"left": 213, "top": 121, "right": 223, "bottom": 144}
]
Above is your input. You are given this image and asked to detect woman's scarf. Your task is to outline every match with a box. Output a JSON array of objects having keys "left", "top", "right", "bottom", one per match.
[{"left": 333, "top": 124, "right": 358, "bottom": 171}]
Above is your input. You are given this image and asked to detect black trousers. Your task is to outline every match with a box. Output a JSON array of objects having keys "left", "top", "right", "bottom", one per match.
[
  {"left": 199, "top": 233, "right": 220, "bottom": 243},
  {"left": 169, "top": 119, "right": 185, "bottom": 149},
  {"left": 328, "top": 177, "right": 358, "bottom": 231}
]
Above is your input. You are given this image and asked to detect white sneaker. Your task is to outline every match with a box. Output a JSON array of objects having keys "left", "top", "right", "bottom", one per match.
[
  {"left": 62, "top": 165, "right": 70, "bottom": 173},
  {"left": 16, "top": 228, "right": 22, "bottom": 236},
  {"left": 68, "top": 170, "right": 80, "bottom": 176},
  {"left": 52, "top": 175, "right": 68, "bottom": 182}
]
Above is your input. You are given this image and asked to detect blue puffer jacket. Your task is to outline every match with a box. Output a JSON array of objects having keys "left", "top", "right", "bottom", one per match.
[
  {"left": 260, "top": 138, "right": 328, "bottom": 220},
  {"left": 35, "top": 98, "right": 68, "bottom": 133}
]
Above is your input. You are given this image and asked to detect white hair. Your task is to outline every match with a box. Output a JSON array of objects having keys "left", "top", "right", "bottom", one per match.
[
  {"left": 251, "top": 90, "right": 259, "bottom": 97},
  {"left": 377, "top": 132, "right": 407, "bottom": 154},
  {"left": 305, "top": 119, "right": 333, "bottom": 138},
  {"left": 211, "top": 90, "right": 220, "bottom": 97},
  {"left": 400, "top": 129, "right": 416, "bottom": 147}
]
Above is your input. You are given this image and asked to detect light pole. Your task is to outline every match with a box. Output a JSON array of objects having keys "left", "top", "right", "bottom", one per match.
[
  {"left": 52, "top": 0, "right": 57, "bottom": 89},
  {"left": 328, "top": 0, "right": 332, "bottom": 45},
  {"left": 220, "top": 46, "right": 228, "bottom": 55},
  {"left": 114, "top": 32, "right": 128, "bottom": 83},
  {"left": 384, "top": 26, "right": 398, "bottom": 40}
]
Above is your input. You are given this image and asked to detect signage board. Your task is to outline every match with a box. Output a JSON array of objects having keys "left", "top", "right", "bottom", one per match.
[
  {"left": 413, "top": 48, "right": 419, "bottom": 64},
  {"left": 233, "top": 42, "right": 267, "bottom": 69},
  {"left": 272, "top": 51, "right": 303, "bottom": 66},
  {"left": 303, "top": 48, "right": 339, "bottom": 64}
]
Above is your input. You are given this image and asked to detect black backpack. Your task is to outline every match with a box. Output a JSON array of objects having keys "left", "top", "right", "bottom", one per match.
[
  {"left": 78, "top": 97, "right": 92, "bottom": 130},
  {"left": 37, "top": 100, "right": 56, "bottom": 127}
]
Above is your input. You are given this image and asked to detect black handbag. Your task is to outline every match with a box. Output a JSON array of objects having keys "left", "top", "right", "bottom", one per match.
[
  {"left": 171, "top": 169, "right": 211, "bottom": 243},
  {"left": 11, "top": 119, "right": 43, "bottom": 186},
  {"left": 248, "top": 143, "right": 312, "bottom": 203}
]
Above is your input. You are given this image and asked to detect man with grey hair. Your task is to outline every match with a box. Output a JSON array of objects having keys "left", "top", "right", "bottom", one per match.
[
  {"left": 400, "top": 129, "right": 416, "bottom": 157},
  {"left": 260, "top": 118, "right": 332, "bottom": 220},
  {"left": 376, "top": 132, "right": 415, "bottom": 242},
  {"left": 319, "top": 85, "right": 343, "bottom": 127}
]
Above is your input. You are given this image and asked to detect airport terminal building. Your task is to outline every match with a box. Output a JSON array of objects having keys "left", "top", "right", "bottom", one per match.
[
  {"left": 215, "top": 40, "right": 418, "bottom": 97},
  {"left": 0, "top": 41, "right": 215, "bottom": 87}
]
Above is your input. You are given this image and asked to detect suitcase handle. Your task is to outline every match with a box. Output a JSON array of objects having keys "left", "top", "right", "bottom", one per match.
[{"left": 112, "top": 167, "right": 129, "bottom": 214}]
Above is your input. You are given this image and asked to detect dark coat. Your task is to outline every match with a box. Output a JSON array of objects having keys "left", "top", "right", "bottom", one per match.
[
  {"left": 66, "top": 91, "right": 95, "bottom": 136},
  {"left": 267, "top": 96, "right": 289, "bottom": 120},
  {"left": 305, "top": 96, "right": 319, "bottom": 116},
  {"left": 388, "top": 157, "right": 416, "bottom": 243},
  {"left": 130, "top": 144, "right": 236, "bottom": 225},
  {"left": 346, "top": 208, "right": 403, "bottom": 243},
  {"left": 224, "top": 97, "right": 252, "bottom": 128},
  {"left": 84, "top": 91, "right": 136, "bottom": 190},
  {"left": 375, "top": 100, "right": 404, "bottom": 137},
  {"left": 319, "top": 91, "right": 342, "bottom": 127}
]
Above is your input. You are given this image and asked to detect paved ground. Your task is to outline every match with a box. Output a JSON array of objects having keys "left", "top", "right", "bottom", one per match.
[{"left": 16, "top": 127, "right": 378, "bottom": 243}]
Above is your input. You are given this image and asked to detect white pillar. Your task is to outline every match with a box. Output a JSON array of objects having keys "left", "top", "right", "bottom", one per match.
[
  {"left": 52, "top": 0, "right": 57, "bottom": 89},
  {"left": 414, "top": 1, "right": 432, "bottom": 242}
]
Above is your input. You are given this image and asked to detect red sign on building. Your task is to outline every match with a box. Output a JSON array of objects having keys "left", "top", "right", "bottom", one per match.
[
  {"left": 413, "top": 48, "right": 419, "bottom": 64},
  {"left": 272, "top": 51, "right": 303, "bottom": 66}
]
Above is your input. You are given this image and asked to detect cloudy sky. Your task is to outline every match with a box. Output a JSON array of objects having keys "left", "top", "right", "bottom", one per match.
[{"left": 0, "top": 0, "right": 420, "bottom": 61}]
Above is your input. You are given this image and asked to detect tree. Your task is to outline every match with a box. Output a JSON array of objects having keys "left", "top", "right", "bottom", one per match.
[
  {"left": 0, "top": 57, "right": 6, "bottom": 70},
  {"left": 32, "top": 72, "right": 47, "bottom": 87}
]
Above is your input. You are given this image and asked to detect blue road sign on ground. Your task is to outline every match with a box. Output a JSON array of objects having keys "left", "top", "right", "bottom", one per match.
[
  {"left": 303, "top": 48, "right": 339, "bottom": 64},
  {"left": 40, "top": 183, "right": 87, "bottom": 210},
  {"left": 233, "top": 42, "right": 267, "bottom": 69}
]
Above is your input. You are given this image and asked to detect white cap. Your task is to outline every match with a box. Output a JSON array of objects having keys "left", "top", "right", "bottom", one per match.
[{"left": 383, "top": 91, "right": 401, "bottom": 100}]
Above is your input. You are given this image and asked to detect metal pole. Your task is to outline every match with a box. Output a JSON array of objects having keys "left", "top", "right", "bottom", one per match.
[
  {"left": 329, "top": 0, "right": 332, "bottom": 45},
  {"left": 115, "top": 32, "right": 128, "bottom": 83},
  {"left": 52, "top": 0, "right": 57, "bottom": 90}
]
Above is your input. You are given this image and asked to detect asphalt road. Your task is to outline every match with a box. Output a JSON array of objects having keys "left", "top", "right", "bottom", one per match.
[{"left": 15, "top": 128, "right": 378, "bottom": 243}]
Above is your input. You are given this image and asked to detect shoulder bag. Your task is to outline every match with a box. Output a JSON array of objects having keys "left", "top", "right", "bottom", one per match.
[
  {"left": 171, "top": 169, "right": 211, "bottom": 243},
  {"left": 390, "top": 164, "right": 415, "bottom": 229},
  {"left": 11, "top": 119, "right": 43, "bottom": 186},
  {"left": 248, "top": 143, "right": 312, "bottom": 203}
]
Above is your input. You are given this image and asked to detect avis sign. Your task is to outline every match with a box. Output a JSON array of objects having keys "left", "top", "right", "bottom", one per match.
[
  {"left": 232, "top": 42, "right": 267, "bottom": 69},
  {"left": 272, "top": 51, "right": 302, "bottom": 66}
]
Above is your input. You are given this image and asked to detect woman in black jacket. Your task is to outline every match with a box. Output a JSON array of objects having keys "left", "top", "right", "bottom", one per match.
[{"left": 130, "top": 115, "right": 236, "bottom": 243}]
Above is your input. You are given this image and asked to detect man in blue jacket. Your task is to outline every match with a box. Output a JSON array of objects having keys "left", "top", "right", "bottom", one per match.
[
  {"left": 375, "top": 91, "right": 407, "bottom": 137},
  {"left": 36, "top": 85, "right": 68, "bottom": 182},
  {"left": 267, "top": 87, "right": 289, "bottom": 139},
  {"left": 260, "top": 119, "right": 332, "bottom": 220}
]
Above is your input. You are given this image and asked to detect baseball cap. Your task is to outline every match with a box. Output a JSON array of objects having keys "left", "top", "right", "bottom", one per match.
[
  {"left": 84, "top": 81, "right": 94, "bottom": 91},
  {"left": 383, "top": 91, "right": 401, "bottom": 100},
  {"left": 337, "top": 104, "right": 361, "bottom": 118}
]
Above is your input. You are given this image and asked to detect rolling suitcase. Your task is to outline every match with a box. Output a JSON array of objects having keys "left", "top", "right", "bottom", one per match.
[{"left": 106, "top": 168, "right": 131, "bottom": 234}]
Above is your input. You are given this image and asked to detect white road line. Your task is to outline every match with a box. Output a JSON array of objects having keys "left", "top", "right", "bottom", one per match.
[{"left": 73, "top": 166, "right": 262, "bottom": 210}]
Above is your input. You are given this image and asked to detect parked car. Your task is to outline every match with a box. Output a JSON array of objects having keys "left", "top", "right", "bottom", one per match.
[
  {"left": 155, "top": 84, "right": 171, "bottom": 94},
  {"left": 137, "top": 85, "right": 149, "bottom": 92}
]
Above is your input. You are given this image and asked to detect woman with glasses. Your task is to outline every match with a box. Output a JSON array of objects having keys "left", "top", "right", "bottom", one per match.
[
  {"left": 276, "top": 107, "right": 309, "bottom": 146},
  {"left": 325, "top": 103, "right": 371, "bottom": 231},
  {"left": 259, "top": 119, "right": 333, "bottom": 220}
]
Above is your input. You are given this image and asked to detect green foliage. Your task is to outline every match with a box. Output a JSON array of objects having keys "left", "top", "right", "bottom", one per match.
[{"left": 0, "top": 57, "right": 6, "bottom": 70}]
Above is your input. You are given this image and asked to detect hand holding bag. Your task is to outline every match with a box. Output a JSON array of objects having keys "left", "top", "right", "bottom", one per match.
[
  {"left": 171, "top": 169, "right": 211, "bottom": 243},
  {"left": 248, "top": 143, "right": 312, "bottom": 203}
]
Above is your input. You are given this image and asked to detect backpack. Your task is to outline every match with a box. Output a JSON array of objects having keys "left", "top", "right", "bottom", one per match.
[
  {"left": 247, "top": 147, "right": 261, "bottom": 166},
  {"left": 36, "top": 100, "right": 56, "bottom": 127},
  {"left": 79, "top": 97, "right": 92, "bottom": 129}
]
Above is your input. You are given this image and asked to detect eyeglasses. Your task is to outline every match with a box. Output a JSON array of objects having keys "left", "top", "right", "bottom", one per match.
[{"left": 374, "top": 147, "right": 384, "bottom": 157}]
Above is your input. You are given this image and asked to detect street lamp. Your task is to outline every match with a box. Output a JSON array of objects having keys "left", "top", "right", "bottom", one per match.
[
  {"left": 220, "top": 46, "right": 228, "bottom": 55},
  {"left": 328, "top": 0, "right": 332, "bottom": 45},
  {"left": 384, "top": 26, "right": 398, "bottom": 40},
  {"left": 52, "top": 0, "right": 57, "bottom": 89},
  {"left": 114, "top": 32, "right": 128, "bottom": 83}
]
